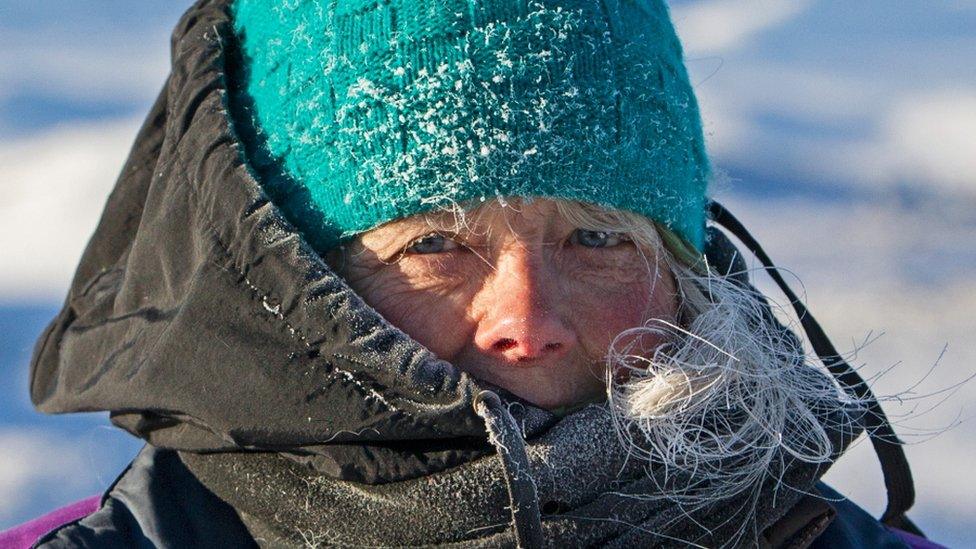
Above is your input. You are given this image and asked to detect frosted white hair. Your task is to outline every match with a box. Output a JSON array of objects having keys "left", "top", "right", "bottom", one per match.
[{"left": 552, "top": 199, "right": 860, "bottom": 542}]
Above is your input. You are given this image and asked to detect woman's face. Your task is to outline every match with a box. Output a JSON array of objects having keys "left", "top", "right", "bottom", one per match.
[{"left": 328, "top": 199, "right": 679, "bottom": 410}]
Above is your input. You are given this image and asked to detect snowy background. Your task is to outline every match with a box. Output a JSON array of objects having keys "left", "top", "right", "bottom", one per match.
[{"left": 1, "top": 0, "right": 973, "bottom": 544}]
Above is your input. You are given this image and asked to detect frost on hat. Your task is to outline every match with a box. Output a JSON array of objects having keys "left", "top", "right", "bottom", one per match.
[{"left": 230, "top": 0, "right": 710, "bottom": 251}]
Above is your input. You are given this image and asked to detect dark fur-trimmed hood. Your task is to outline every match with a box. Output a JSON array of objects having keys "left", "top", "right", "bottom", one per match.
[
  {"left": 28, "top": 0, "right": 756, "bottom": 486},
  {"left": 28, "top": 1, "right": 920, "bottom": 545},
  {"left": 29, "top": 0, "right": 514, "bottom": 484}
]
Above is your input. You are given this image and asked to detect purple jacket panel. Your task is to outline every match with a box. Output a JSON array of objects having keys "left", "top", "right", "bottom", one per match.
[
  {"left": 0, "top": 496, "right": 101, "bottom": 549},
  {"left": 890, "top": 527, "right": 948, "bottom": 549}
]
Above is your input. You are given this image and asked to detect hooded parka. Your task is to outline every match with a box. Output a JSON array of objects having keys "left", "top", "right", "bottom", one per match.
[{"left": 15, "top": 1, "right": 928, "bottom": 547}]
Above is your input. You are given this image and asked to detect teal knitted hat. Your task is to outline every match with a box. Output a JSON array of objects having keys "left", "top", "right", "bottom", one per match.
[{"left": 230, "top": 0, "right": 710, "bottom": 251}]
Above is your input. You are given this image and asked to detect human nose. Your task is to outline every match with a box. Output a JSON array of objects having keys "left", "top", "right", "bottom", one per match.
[{"left": 473, "top": 248, "right": 577, "bottom": 363}]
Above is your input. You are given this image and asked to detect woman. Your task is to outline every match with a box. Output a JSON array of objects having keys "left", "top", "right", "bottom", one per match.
[{"left": 3, "top": 0, "right": 938, "bottom": 547}]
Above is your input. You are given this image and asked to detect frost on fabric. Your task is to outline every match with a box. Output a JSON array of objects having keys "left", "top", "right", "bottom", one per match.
[{"left": 234, "top": 0, "right": 708, "bottom": 246}]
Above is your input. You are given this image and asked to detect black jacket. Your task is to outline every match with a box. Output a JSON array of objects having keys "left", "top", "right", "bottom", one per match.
[{"left": 28, "top": 1, "right": 917, "bottom": 547}]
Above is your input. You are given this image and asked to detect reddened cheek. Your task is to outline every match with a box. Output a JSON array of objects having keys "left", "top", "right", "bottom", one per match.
[
  {"left": 561, "top": 268, "right": 675, "bottom": 362},
  {"left": 393, "top": 253, "right": 492, "bottom": 293},
  {"left": 372, "top": 294, "right": 474, "bottom": 359},
  {"left": 557, "top": 247, "right": 660, "bottom": 293},
  {"left": 335, "top": 264, "right": 474, "bottom": 357},
  {"left": 574, "top": 292, "right": 647, "bottom": 339}
]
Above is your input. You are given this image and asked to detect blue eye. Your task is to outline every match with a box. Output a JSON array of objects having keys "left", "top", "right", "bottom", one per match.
[
  {"left": 406, "top": 233, "right": 459, "bottom": 254},
  {"left": 572, "top": 229, "right": 630, "bottom": 248}
]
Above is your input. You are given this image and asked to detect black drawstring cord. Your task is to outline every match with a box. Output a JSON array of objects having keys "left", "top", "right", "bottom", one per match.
[
  {"left": 473, "top": 390, "right": 544, "bottom": 549},
  {"left": 708, "top": 200, "right": 923, "bottom": 536}
]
